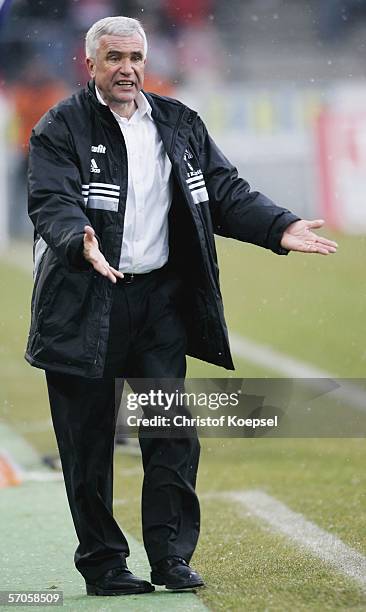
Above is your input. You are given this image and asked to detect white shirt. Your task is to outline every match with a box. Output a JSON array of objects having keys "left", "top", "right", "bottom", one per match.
[{"left": 96, "top": 87, "right": 173, "bottom": 273}]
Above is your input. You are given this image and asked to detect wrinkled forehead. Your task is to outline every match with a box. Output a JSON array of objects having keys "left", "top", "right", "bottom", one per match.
[{"left": 96, "top": 33, "right": 145, "bottom": 56}]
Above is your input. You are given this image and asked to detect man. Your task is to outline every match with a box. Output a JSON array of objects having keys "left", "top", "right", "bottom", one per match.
[{"left": 25, "top": 16, "right": 337, "bottom": 597}]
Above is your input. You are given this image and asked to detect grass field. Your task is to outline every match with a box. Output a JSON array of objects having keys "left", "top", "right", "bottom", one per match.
[{"left": 1, "top": 234, "right": 366, "bottom": 611}]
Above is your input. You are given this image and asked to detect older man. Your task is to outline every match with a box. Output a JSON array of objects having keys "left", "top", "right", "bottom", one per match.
[{"left": 25, "top": 16, "right": 337, "bottom": 596}]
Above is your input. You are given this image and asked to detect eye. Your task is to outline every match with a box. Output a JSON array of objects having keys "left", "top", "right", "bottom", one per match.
[{"left": 107, "top": 54, "right": 119, "bottom": 63}]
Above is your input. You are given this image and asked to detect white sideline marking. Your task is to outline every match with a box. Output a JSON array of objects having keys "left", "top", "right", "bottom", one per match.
[
  {"left": 114, "top": 496, "right": 140, "bottom": 506},
  {"left": 229, "top": 332, "right": 331, "bottom": 378},
  {"left": 118, "top": 466, "right": 142, "bottom": 476},
  {"left": 220, "top": 489, "right": 366, "bottom": 591},
  {"left": 23, "top": 470, "right": 63, "bottom": 482},
  {"left": 16, "top": 418, "right": 53, "bottom": 433},
  {"left": 23, "top": 466, "right": 142, "bottom": 483},
  {"left": 229, "top": 332, "right": 366, "bottom": 414}
]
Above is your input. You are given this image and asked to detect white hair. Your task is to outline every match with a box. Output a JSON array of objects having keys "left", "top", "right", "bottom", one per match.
[{"left": 85, "top": 16, "right": 148, "bottom": 59}]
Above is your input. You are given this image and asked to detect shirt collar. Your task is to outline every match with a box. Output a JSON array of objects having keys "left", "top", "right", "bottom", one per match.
[{"left": 95, "top": 85, "right": 152, "bottom": 124}]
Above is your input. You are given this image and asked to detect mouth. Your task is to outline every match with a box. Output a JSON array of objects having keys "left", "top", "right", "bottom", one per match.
[{"left": 114, "top": 80, "right": 134, "bottom": 89}]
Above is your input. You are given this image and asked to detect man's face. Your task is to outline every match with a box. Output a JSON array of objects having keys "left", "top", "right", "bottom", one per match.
[{"left": 86, "top": 33, "right": 146, "bottom": 109}]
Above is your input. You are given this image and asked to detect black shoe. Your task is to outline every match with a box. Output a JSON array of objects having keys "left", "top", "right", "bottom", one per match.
[
  {"left": 150, "top": 556, "right": 204, "bottom": 590},
  {"left": 86, "top": 566, "right": 155, "bottom": 596}
]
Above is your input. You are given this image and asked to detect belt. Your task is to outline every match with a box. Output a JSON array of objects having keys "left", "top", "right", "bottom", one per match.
[
  {"left": 120, "top": 272, "right": 136, "bottom": 284},
  {"left": 118, "top": 266, "right": 167, "bottom": 285}
]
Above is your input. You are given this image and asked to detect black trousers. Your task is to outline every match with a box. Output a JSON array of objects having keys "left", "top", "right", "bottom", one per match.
[{"left": 46, "top": 267, "right": 200, "bottom": 581}]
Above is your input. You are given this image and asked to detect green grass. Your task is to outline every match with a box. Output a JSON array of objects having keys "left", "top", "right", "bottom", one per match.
[
  {"left": 214, "top": 231, "right": 366, "bottom": 377},
  {"left": 112, "top": 438, "right": 366, "bottom": 611},
  {"left": 1, "top": 236, "right": 366, "bottom": 611},
  {"left": 0, "top": 255, "right": 54, "bottom": 454}
]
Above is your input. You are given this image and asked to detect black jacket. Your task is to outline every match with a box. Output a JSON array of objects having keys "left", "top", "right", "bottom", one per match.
[{"left": 25, "top": 81, "right": 299, "bottom": 377}]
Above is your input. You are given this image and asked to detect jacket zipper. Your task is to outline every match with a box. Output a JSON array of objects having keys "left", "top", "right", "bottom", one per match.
[
  {"left": 173, "top": 169, "right": 230, "bottom": 361},
  {"left": 170, "top": 107, "right": 186, "bottom": 157},
  {"left": 92, "top": 118, "right": 127, "bottom": 370},
  {"left": 195, "top": 206, "right": 220, "bottom": 291},
  {"left": 94, "top": 333, "right": 101, "bottom": 365}
]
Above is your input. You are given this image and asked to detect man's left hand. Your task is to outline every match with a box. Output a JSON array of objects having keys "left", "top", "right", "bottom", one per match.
[{"left": 280, "top": 219, "right": 338, "bottom": 255}]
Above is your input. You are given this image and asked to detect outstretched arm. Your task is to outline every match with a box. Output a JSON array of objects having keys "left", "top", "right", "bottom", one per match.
[{"left": 196, "top": 117, "right": 300, "bottom": 254}]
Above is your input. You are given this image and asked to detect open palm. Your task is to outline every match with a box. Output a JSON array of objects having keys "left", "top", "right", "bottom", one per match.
[{"left": 280, "top": 219, "right": 338, "bottom": 255}]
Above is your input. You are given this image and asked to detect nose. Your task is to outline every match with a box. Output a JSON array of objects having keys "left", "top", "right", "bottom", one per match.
[{"left": 118, "top": 58, "right": 133, "bottom": 75}]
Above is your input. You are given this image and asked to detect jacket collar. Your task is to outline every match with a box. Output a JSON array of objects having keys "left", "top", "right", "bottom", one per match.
[{"left": 144, "top": 91, "right": 198, "bottom": 162}]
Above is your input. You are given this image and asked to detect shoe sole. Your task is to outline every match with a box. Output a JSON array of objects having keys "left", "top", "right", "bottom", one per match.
[
  {"left": 150, "top": 573, "right": 204, "bottom": 590},
  {"left": 164, "top": 582, "right": 205, "bottom": 591},
  {"left": 86, "top": 584, "right": 155, "bottom": 596}
]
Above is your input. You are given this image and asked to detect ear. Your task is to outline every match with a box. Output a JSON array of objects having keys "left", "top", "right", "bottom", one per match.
[{"left": 86, "top": 57, "right": 96, "bottom": 78}]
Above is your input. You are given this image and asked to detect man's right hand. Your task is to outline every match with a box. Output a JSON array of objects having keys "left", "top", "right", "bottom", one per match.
[{"left": 83, "top": 225, "right": 124, "bottom": 284}]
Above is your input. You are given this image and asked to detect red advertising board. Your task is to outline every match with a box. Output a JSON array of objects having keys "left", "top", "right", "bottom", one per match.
[{"left": 317, "top": 110, "right": 366, "bottom": 232}]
